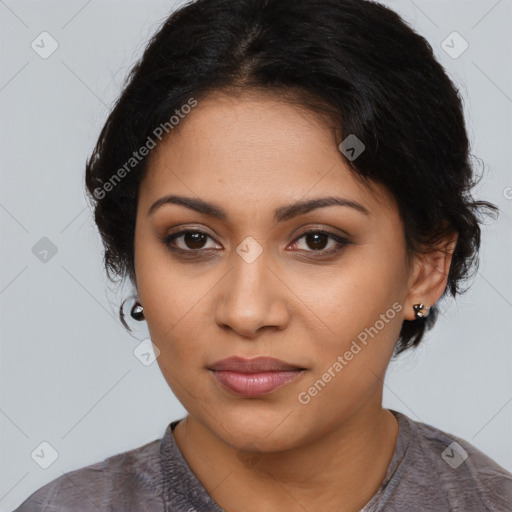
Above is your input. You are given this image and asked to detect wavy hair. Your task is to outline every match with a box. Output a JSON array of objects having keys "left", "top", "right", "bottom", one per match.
[{"left": 85, "top": 0, "right": 498, "bottom": 355}]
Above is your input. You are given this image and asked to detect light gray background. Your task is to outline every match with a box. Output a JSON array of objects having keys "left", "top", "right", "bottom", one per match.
[{"left": 1, "top": 0, "right": 511, "bottom": 510}]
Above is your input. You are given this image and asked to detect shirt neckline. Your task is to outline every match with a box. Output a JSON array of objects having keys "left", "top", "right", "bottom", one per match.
[
  {"left": 159, "top": 408, "right": 414, "bottom": 512},
  {"left": 359, "top": 409, "right": 414, "bottom": 511}
]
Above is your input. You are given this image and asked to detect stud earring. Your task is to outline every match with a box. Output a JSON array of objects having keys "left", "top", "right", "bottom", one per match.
[
  {"left": 413, "top": 303, "right": 430, "bottom": 319},
  {"left": 130, "top": 300, "right": 145, "bottom": 321}
]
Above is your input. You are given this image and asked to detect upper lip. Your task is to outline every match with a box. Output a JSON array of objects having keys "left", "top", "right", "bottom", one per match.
[{"left": 208, "top": 356, "right": 305, "bottom": 373}]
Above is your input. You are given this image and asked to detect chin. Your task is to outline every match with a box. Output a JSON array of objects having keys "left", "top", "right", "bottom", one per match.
[{"left": 207, "top": 406, "right": 307, "bottom": 451}]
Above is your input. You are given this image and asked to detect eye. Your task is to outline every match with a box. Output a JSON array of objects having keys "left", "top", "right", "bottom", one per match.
[
  {"left": 160, "top": 228, "right": 350, "bottom": 258},
  {"left": 161, "top": 229, "right": 220, "bottom": 253},
  {"left": 288, "top": 229, "right": 350, "bottom": 256}
]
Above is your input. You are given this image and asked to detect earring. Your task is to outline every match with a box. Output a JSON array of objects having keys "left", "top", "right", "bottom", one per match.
[
  {"left": 130, "top": 300, "right": 145, "bottom": 321},
  {"left": 413, "top": 303, "right": 429, "bottom": 319}
]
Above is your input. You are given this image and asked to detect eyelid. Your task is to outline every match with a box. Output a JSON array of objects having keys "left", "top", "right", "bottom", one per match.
[
  {"left": 287, "top": 228, "right": 351, "bottom": 256},
  {"left": 159, "top": 227, "right": 221, "bottom": 251},
  {"left": 291, "top": 224, "right": 352, "bottom": 241}
]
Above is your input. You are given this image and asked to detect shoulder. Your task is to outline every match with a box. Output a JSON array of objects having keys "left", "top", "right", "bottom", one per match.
[
  {"left": 12, "top": 437, "right": 164, "bottom": 512},
  {"left": 398, "top": 412, "right": 512, "bottom": 511}
]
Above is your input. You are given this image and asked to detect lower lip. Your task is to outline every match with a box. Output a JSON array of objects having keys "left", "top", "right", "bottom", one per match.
[{"left": 210, "top": 370, "right": 304, "bottom": 397}]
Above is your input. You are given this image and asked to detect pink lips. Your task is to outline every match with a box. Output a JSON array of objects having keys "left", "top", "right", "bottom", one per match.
[{"left": 208, "top": 356, "right": 306, "bottom": 397}]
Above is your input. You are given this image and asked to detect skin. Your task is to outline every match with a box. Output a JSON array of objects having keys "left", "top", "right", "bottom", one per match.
[{"left": 133, "top": 89, "right": 458, "bottom": 512}]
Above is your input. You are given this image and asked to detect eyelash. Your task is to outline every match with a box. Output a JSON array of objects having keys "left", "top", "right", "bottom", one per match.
[{"left": 160, "top": 228, "right": 351, "bottom": 258}]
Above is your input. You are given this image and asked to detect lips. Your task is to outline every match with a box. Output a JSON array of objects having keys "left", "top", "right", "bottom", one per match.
[
  {"left": 209, "top": 356, "right": 304, "bottom": 372},
  {"left": 208, "top": 356, "right": 306, "bottom": 397}
]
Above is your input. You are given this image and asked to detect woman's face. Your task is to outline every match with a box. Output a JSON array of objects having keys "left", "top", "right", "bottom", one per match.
[{"left": 134, "top": 91, "right": 419, "bottom": 452}]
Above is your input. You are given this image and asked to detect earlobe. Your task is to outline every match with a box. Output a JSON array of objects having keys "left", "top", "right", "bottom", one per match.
[{"left": 404, "top": 232, "right": 458, "bottom": 321}]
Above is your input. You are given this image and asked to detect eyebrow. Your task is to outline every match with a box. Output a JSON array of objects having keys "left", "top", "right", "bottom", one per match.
[{"left": 147, "top": 194, "right": 370, "bottom": 222}]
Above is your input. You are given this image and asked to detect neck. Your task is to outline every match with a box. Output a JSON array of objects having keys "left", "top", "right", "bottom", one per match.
[{"left": 173, "top": 401, "right": 399, "bottom": 512}]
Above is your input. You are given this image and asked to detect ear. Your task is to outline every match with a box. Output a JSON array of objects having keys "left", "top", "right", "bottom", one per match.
[{"left": 403, "top": 230, "right": 458, "bottom": 321}]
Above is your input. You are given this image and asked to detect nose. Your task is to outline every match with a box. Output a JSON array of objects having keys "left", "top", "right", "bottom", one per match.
[{"left": 213, "top": 249, "right": 290, "bottom": 339}]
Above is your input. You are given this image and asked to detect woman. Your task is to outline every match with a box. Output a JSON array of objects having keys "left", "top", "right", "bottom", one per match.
[{"left": 13, "top": 0, "right": 512, "bottom": 510}]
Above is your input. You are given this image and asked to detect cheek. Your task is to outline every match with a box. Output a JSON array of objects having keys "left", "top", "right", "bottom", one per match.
[
  {"left": 141, "top": 273, "right": 213, "bottom": 362},
  {"left": 294, "top": 250, "right": 406, "bottom": 407},
  {"left": 135, "top": 231, "right": 197, "bottom": 322},
  {"left": 304, "top": 247, "right": 405, "bottom": 337},
  {"left": 135, "top": 236, "right": 187, "bottom": 349},
  {"left": 295, "top": 284, "right": 402, "bottom": 424}
]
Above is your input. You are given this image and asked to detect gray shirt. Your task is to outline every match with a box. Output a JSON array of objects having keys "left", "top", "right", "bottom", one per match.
[{"left": 12, "top": 409, "right": 512, "bottom": 511}]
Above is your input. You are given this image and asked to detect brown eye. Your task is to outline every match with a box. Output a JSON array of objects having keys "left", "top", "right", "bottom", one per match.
[
  {"left": 304, "top": 232, "right": 329, "bottom": 251},
  {"left": 288, "top": 230, "right": 351, "bottom": 257},
  {"left": 162, "top": 230, "right": 220, "bottom": 253},
  {"left": 182, "top": 232, "right": 208, "bottom": 249}
]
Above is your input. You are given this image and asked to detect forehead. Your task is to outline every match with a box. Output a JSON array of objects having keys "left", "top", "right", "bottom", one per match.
[{"left": 140, "top": 91, "right": 396, "bottom": 218}]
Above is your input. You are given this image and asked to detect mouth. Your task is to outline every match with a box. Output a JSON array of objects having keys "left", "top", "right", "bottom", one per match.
[{"left": 207, "top": 356, "right": 307, "bottom": 397}]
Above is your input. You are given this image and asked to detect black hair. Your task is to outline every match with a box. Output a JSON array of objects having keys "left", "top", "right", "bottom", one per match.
[{"left": 85, "top": 0, "right": 498, "bottom": 355}]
